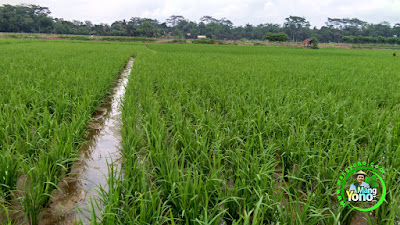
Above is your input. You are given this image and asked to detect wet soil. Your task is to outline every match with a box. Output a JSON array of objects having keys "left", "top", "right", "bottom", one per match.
[{"left": 37, "top": 57, "right": 134, "bottom": 225}]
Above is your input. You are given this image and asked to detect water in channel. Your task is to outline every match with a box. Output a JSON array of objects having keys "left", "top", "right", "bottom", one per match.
[{"left": 38, "top": 57, "right": 134, "bottom": 225}]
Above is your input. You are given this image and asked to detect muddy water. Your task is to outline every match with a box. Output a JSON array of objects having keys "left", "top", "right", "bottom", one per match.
[{"left": 38, "top": 57, "right": 134, "bottom": 225}]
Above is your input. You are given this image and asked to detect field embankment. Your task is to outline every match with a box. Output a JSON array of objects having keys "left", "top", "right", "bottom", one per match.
[{"left": 2, "top": 32, "right": 400, "bottom": 50}]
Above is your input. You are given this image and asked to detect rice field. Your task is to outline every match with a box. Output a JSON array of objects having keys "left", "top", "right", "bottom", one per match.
[
  {"left": 100, "top": 44, "right": 400, "bottom": 224},
  {"left": 1, "top": 39, "right": 400, "bottom": 224},
  {"left": 0, "top": 39, "right": 137, "bottom": 224}
]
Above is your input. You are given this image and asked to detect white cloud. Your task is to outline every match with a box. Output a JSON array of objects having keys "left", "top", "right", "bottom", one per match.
[{"left": 1, "top": 0, "right": 399, "bottom": 27}]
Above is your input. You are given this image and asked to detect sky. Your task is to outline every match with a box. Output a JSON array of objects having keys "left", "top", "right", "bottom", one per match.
[{"left": 2, "top": 0, "right": 400, "bottom": 27}]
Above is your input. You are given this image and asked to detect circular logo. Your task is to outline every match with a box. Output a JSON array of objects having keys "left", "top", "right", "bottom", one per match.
[{"left": 336, "top": 162, "right": 386, "bottom": 211}]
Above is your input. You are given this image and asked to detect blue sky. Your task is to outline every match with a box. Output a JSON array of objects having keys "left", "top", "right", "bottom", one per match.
[{"left": 2, "top": 0, "right": 400, "bottom": 27}]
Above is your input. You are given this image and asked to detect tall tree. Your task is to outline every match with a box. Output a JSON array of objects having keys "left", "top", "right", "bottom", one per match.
[
  {"left": 166, "top": 15, "right": 185, "bottom": 27},
  {"left": 1, "top": 4, "right": 400, "bottom": 43},
  {"left": 200, "top": 16, "right": 218, "bottom": 24},
  {"left": 393, "top": 23, "right": 400, "bottom": 37},
  {"left": 284, "top": 16, "right": 311, "bottom": 42}
]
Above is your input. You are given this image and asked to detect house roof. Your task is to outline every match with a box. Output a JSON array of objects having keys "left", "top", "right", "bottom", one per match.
[{"left": 302, "top": 38, "right": 312, "bottom": 44}]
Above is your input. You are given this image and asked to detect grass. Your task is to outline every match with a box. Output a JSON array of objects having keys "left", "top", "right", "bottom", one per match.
[
  {"left": 350, "top": 43, "right": 400, "bottom": 50},
  {"left": 192, "top": 38, "right": 218, "bottom": 44},
  {"left": 0, "top": 38, "right": 139, "bottom": 224},
  {"left": 58, "top": 35, "right": 91, "bottom": 40},
  {"left": 0, "top": 32, "right": 158, "bottom": 43},
  {"left": 0, "top": 33, "right": 42, "bottom": 39},
  {"left": 95, "top": 44, "right": 400, "bottom": 224},
  {"left": 99, "top": 36, "right": 157, "bottom": 42},
  {"left": 321, "top": 42, "right": 400, "bottom": 50},
  {"left": 1, "top": 37, "right": 400, "bottom": 224}
]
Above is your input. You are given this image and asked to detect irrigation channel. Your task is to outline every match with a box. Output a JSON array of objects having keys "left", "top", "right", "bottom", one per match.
[{"left": 38, "top": 57, "right": 134, "bottom": 224}]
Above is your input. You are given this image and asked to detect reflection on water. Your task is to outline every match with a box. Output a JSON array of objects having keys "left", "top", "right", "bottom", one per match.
[{"left": 39, "top": 57, "right": 134, "bottom": 225}]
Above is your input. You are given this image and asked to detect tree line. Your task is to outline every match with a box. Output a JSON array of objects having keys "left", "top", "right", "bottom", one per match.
[
  {"left": 1, "top": 4, "right": 400, "bottom": 43},
  {"left": 342, "top": 35, "right": 400, "bottom": 44}
]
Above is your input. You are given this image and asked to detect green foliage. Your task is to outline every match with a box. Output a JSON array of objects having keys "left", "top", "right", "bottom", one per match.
[
  {"left": 310, "top": 37, "right": 319, "bottom": 49},
  {"left": 0, "top": 149, "right": 20, "bottom": 201},
  {"left": 284, "top": 16, "right": 310, "bottom": 42},
  {"left": 365, "top": 175, "right": 379, "bottom": 188},
  {"left": 0, "top": 38, "right": 136, "bottom": 224},
  {"left": 342, "top": 35, "right": 400, "bottom": 45},
  {"left": 192, "top": 38, "right": 217, "bottom": 44},
  {"left": 2, "top": 33, "right": 41, "bottom": 39},
  {"left": 1, "top": 3, "right": 400, "bottom": 43},
  {"left": 96, "top": 44, "right": 400, "bottom": 224},
  {"left": 171, "top": 28, "right": 185, "bottom": 40},
  {"left": 0, "top": 4, "right": 53, "bottom": 33},
  {"left": 263, "top": 32, "right": 289, "bottom": 42},
  {"left": 99, "top": 36, "right": 157, "bottom": 42},
  {"left": 2, "top": 38, "right": 400, "bottom": 225},
  {"left": 58, "top": 35, "right": 90, "bottom": 40},
  {"left": 171, "top": 39, "right": 186, "bottom": 43}
]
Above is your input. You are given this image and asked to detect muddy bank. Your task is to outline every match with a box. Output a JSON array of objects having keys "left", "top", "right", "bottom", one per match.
[{"left": 37, "top": 57, "right": 134, "bottom": 225}]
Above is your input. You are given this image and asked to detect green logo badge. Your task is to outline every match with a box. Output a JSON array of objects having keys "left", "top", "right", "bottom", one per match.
[{"left": 336, "top": 161, "right": 386, "bottom": 211}]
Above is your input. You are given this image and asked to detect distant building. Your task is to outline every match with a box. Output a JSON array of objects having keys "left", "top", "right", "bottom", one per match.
[
  {"left": 197, "top": 35, "right": 207, "bottom": 39},
  {"left": 167, "top": 32, "right": 174, "bottom": 39},
  {"left": 302, "top": 38, "right": 312, "bottom": 46}
]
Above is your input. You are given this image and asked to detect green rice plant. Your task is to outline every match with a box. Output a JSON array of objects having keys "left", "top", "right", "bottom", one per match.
[
  {"left": 57, "top": 35, "right": 90, "bottom": 40},
  {"left": 0, "top": 38, "right": 144, "bottom": 224},
  {"left": 93, "top": 44, "right": 400, "bottom": 224},
  {"left": 2, "top": 33, "right": 41, "bottom": 39},
  {"left": 0, "top": 148, "right": 20, "bottom": 201},
  {"left": 99, "top": 36, "right": 157, "bottom": 42},
  {"left": 5, "top": 38, "right": 398, "bottom": 224},
  {"left": 192, "top": 38, "right": 217, "bottom": 44}
]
